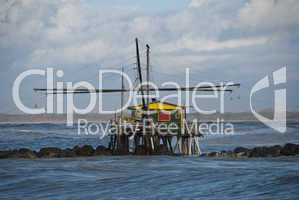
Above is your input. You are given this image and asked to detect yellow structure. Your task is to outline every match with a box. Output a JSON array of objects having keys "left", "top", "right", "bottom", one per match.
[{"left": 128, "top": 101, "right": 184, "bottom": 111}]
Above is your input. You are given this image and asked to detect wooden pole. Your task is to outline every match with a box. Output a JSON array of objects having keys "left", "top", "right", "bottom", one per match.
[
  {"left": 135, "top": 38, "right": 146, "bottom": 108},
  {"left": 146, "top": 44, "right": 150, "bottom": 105}
]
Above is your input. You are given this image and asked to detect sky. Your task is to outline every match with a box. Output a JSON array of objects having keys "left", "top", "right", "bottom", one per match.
[{"left": 0, "top": 0, "right": 298, "bottom": 114}]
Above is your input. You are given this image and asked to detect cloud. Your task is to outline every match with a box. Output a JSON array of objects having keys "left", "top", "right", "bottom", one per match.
[
  {"left": 238, "top": 0, "right": 299, "bottom": 31},
  {"left": 0, "top": 0, "right": 297, "bottom": 74},
  {"left": 189, "top": 0, "right": 209, "bottom": 8},
  {"left": 0, "top": 0, "right": 298, "bottom": 113},
  {"left": 158, "top": 36, "right": 268, "bottom": 53},
  {"left": 29, "top": 39, "right": 113, "bottom": 66}
]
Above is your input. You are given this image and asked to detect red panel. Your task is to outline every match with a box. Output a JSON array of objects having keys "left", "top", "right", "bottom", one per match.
[{"left": 158, "top": 111, "right": 171, "bottom": 121}]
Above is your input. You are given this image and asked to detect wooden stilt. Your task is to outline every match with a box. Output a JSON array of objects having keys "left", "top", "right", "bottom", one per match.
[
  {"left": 174, "top": 137, "right": 182, "bottom": 155},
  {"left": 188, "top": 137, "right": 192, "bottom": 155},
  {"left": 194, "top": 136, "right": 201, "bottom": 155},
  {"left": 167, "top": 137, "right": 173, "bottom": 154},
  {"left": 150, "top": 136, "right": 154, "bottom": 151}
]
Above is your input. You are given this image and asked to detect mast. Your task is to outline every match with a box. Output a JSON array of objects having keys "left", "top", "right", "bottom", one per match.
[
  {"left": 146, "top": 44, "right": 150, "bottom": 104},
  {"left": 120, "top": 66, "right": 124, "bottom": 120},
  {"left": 135, "top": 38, "right": 146, "bottom": 109}
]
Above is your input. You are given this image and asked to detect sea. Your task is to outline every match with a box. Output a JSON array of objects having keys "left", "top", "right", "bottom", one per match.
[{"left": 0, "top": 121, "right": 299, "bottom": 200}]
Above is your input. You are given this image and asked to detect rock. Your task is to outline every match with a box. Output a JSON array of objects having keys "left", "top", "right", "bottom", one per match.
[
  {"left": 95, "top": 145, "right": 111, "bottom": 155},
  {"left": 15, "top": 148, "right": 37, "bottom": 159},
  {"left": 0, "top": 148, "right": 37, "bottom": 159},
  {"left": 38, "top": 147, "right": 64, "bottom": 158},
  {"left": 248, "top": 145, "right": 283, "bottom": 157},
  {"left": 281, "top": 143, "right": 299, "bottom": 156},
  {"left": 203, "top": 144, "right": 299, "bottom": 158},
  {"left": 218, "top": 151, "right": 227, "bottom": 157},
  {"left": 249, "top": 147, "right": 267, "bottom": 157},
  {"left": 220, "top": 151, "right": 245, "bottom": 158},
  {"left": 1, "top": 143, "right": 298, "bottom": 159},
  {"left": 73, "top": 145, "right": 95, "bottom": 156},
  {"left": 266, "top": 145, "right": 282, "bottom": 157},
  {"left": 0, "top": 150, "right": 13, "bottom": 159},
  {"left": 227, "top": 151, "right": 239, "bottom": 158},
  {"left": 235, "top": 152, "right": 247, "bottom": 158},
  {"left": 207, "top": 151, "right": 221, "bottom": 157},
  {"left": 62, "top": 148, "right": 76, "bottom": 157},
  {"left": 234, "top": 147, "right": 249, "bottom": 154}
]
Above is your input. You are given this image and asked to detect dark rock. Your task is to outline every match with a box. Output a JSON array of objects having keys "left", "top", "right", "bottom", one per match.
[
  {"left": 73, "top": 145, "right": 95, "bottom": 156},
  {"left": 217, "top": 150, "right": 246, "bottom": 158},
  {"left": 281, "top": 143, "right": 299, "bottom": 156},
  {"left": 225, "top": 151, "right": 238, "bottom": 158},
  {"left": 62, "top": 148, "right": 76, "bottom": 157},
  {"left": 219, "top": 151, "right": 227, "bottom": 157},
  {"left": 266, "top": 145, "right": 282, "bottom": 157},
  {"left": 73, "top": 145, "right": 80, "bottom": 151},
  {"left": 249, "top": 147, "right": 268, "bottom": 157},
  {"left": 248, "top": 145, "right": 283, "bottom": 157},
  {"left": 15, "top": 148, "right": 37, "bottom": 159},
  {"left": 218, "top": 151, "right": 226, "bottom": 157},
  {"left": 207, "top": 151, "right": 220, "bottom": 157},
  {"left": 95, "top": 145, "right": 111, "bottom": 155},
  {"left": 234, "top": 147, "right": 249, "bottom": 154},
  {"left": 235, "top": 152, "right": 247, "bottom": 157},
  {"left": 38, "top": 147, "right": 64, "bottom": 158},
  {"left": 203, "top": 144, "right": 299, "bottom": 158},
  {"left": 0, "top": 150, "right": 14, "bottom": 159},
  {"left": 1, "top": 143, "right": 298, "bottom": 159}
]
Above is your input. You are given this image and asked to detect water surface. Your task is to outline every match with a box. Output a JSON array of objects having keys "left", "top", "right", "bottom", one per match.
[{"left": 0, "top": 122, "right": 299, "bottom": 199}]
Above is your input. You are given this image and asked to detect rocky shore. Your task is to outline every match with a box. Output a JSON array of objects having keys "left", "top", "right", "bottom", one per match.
[
  {"left": 0, "top": 145, "right": 111, "bottom": 159},
  {"left": 0, "top": 143, "right": 299, "bottom": 159},
  {"left": 204, "top": 143, "right": 299, "bottom": 158}
]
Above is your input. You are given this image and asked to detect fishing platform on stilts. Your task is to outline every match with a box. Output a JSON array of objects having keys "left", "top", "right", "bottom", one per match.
[{"left": 34, "top": 38, "right": 240, "bottom": 156}]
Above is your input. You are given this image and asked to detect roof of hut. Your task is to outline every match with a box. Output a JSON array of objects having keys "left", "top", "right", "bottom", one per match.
[{"left": 128, "top": 101, "right": 184, "bottom": 111}]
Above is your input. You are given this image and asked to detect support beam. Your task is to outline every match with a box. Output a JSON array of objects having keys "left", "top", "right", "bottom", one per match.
[
  {"left": 146, "top": 44, "right": 150, "bottom": 105},
  {"left": 135, "top": 38, "right": 146, "bottom": 108}
]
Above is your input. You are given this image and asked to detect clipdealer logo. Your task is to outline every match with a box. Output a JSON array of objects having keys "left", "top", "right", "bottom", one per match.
[
  {"left": 11, "top": 67, "right": 287, "bottom": 134},
  {"left": 250, "top": 67, "right": 287, "bottom": 133},
  {"left": 11, "top": 68, "right": 236, "bottom": 136}
]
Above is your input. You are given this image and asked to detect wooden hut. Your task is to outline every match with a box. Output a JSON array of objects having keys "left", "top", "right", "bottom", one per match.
[{"left": 109, "top": 100, "right": 202, "bottom": 156}]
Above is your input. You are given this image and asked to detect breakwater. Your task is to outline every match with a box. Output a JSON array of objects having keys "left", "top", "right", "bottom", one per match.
[{"left": 1, "top": 143, "right": 299, "bottom": 159}]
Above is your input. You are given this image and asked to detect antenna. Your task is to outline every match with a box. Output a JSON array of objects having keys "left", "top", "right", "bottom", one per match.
[
  {"left": 146, "top": 44, "right": 150, "bottom": 105},
  {"left": 135, "top": 38, "right": 146, "bottom": 109}
]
